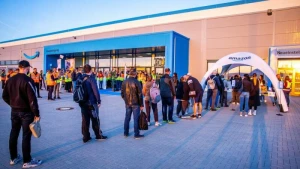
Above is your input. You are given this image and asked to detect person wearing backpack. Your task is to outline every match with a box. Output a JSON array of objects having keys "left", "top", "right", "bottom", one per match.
[
  {"left": 159, "top": 68, "right": 176, "bottom": 124},
  {"left": 121, "top": 69, "right": 144, "bottom": 139},
  {"left": 143, "top": 75, "right": 162, "bottom": 127},
  {"left": 205, "top": 71, "right": 220, "bottom": 111},
  {"left": 78, "top": 64, "right": 107, "bottom": 143}
]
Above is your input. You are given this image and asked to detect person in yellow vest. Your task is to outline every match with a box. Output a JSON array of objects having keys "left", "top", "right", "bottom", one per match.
[
  {"left": 65, "top": 70, "right": 72, "bottom": 93},
  {"left": 283, "top": 76, "right": 291, "bottom": 107},
  {"left": 97, "top": 71, "right": 104, "bottom": 89},
  {"left": 151, "top": 70, "right": 157, "bottom": 81},
  {"left": 53, "top": 68, "right": 61, "bottom": 99},
  {"left": 46, "top": 69, "right": 58, "bottom": 100},
  {"left": 30, "top": 68, "right": 42, "bottom": 98}
]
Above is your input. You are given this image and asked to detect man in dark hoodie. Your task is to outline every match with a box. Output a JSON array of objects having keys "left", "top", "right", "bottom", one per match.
[
  {"left": 159, "top": 68, "right": 176, "bottom": 123},
  {"left": 2, "top": 60, "right": 42, "bottom": 168},
  {"left": 79, "top": 64, "right": 107, "bottom": 143}
]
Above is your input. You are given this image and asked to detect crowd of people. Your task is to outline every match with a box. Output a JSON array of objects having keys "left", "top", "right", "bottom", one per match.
[{"left": 1, "top": 60, "right": 293, "bottom": 168}]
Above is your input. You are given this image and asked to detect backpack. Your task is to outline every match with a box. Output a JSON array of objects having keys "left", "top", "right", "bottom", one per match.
[
  {"left": 73, "top": 76, "right": 88, "bottom": 103},
  {"left": 150, "top": 83, "right": 161, "bottom": 103},
  {"left": 139, "top": 111, "right": 148, "bottom": 130},
  {"left": 207, "top": 76, "right": 216, "bottom": 89}
]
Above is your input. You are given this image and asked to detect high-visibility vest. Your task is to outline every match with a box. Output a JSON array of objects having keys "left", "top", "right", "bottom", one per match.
[
  {"left": 54, "top": 72, "right": 60, "bottom": 83},
  {"left": 283, "top": 81, "right": 291, "bottom": 91},
  {"left": 31, "top": 72, "right": 40, "bottom": 83},
  {"left": 65, "top": 73, "right": 72, "bottom": 82},
  {"left": 46, "top": 73, "right": 55, "bottom": 86},
  {"left": 152, "top": 74, "right": 157, "bottom": 80}
]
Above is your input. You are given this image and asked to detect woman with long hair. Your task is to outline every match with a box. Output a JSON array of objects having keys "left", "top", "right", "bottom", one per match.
[{"left": 249, "top": 73, "right": 261, "bottom": 116}]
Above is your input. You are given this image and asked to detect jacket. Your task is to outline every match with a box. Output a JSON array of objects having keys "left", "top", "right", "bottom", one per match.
[
  {"left": 81, "top": 74, "right": 101, "bottom": 105},
  {"left": 187, "top": 76, "right": 204, "bottom": 94},
  {"left": 159, "top": 74, "right": 175, "bottom": 98},
  {"left": 2, "top": 73, "right": 40, "bottom": 117},
  {"left": 176, "top": 82, "right": 184, "bottom": 100},
  {"left": 241, "top": 79, "right": 253, "bottom": 92},
  {"left": 121, "top": 77, "right": 143, "bottom": 106},
  {"left": 71, "top": 71, "right": 77, "bottom": 81}
]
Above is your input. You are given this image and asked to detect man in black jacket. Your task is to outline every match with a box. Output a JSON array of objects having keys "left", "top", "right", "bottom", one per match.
[
  {"left": 79, "top": 64, "right": 107, "bottom": 143},
  {"left": 159, "top": 68, "right": 176, "bottom": 123},
  {"left": 121, "top": 69, "right": 144, "bottom": 139},
  {"left": 2, "top": 60, "right": 42, "bottom": 168}
]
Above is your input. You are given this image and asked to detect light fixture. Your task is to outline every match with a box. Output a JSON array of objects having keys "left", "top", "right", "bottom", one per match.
[{"left": 73, "top": 36, "right": 77, "bottom": 39}]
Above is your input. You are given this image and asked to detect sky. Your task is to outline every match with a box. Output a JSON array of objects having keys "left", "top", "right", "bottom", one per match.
[{"left": 0, "top": 0, "right": 241, "bottom": 42}]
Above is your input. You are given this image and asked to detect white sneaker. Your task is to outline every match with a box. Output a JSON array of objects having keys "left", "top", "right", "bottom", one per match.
[
  {"left": 147, "top": 122, "right": 150, "bottom": 126},
  {"left": 155, "top": 122, "right": 161, "bottom": 126},
  {"left": 248, "top": 110, "right": 252, "bottom": 116},
  {"left": 264, "top": 100, "right": 267, "bottom": 103},
  {"left": 10, "top": 154, "right": 22, "bottom": 165},
  {"left": 22, "top": 159, "right": 42, "bottom": 168},
  {"left": 245, "top": 114, "right": 248, "bottom": 117},
  {"left": 237, "top": 103, "right": 240, "bottom": 105},
  {"left": 253, "top": 110, "right": 256, "bottom": 116},
  {"left": 240, "top": 112, "right": 243, "bottom": 116}
]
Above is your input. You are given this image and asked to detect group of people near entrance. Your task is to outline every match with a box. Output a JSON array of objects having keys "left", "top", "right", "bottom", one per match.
[{"left": 1, "top": 60, "right": 293, "bottom": 168}]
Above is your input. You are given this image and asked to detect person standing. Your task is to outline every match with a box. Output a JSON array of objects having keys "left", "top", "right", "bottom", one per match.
[
  {"left": 2, "top": 60, "right": 42, "bottom": 168},
  {"left": 79, "top": 64, "right": 107, "bottom": 143},
  {"left": 249, "top": 73, "right": 261, "bottom": 116},
  {"left": 172, "top": 72, "right": 179, "bottom": 91},
  {"left": 231, "top": 75, "right": 242, "bottom": 111},
  {"left": 121, "top": 69, "right": 144, "bottom": 139},
  {"left": 53, "top": 68, "right": 61, "bottom": 99},
  {"left": 205, "top": 71, "right": 220, "bottom": 111},
  {"left": 159, "top": 68, "right": 176, "bottom": 123},
  {"left": 1, "top": 69, "right": 6, "bottom": 89},
  {"left": 71, "top": 68, "right": 78, "bottom": 93},
  {"left": 283, "top": 76, "right": 291, "bottom": 107},
  {"left": 220, "top": 75, "right": 229, "bottom": 107},
  {"left": 30, "top": 68, "right": 42, "bottom": 98},
  {"left": 239, "top": 74, "right": 253, "bottom": 117},
  {"left": 39, "top": 70, "right": 46, "bottom": 90},
  {"left": 46, "top": 70, "right": 57, "bottom": 100},
  {"left": 184, "top": 74, "right": 204, "bottom": 119},
  {"left": 143, "top": 75, "right": 161, "bottom": 126}
]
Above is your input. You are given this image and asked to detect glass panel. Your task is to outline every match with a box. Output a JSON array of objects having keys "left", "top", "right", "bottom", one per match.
[
  {"left": 228, "top": 67, "right": 239, "bottom": 77},
  {"left": 5, "top": 60, "right": 12, "bottom": 65},
  {"left": 11, "top": 60, "right": 19, "bottom": 65},
  {"left": 239, "top": 66, "right": 251, "bottom": 74},
  {"left": 207, "top": 62, "right": 222, "bottom": 73},
  {"left": 292, "top": 60, "right": 300, "bottom": 69},
  {"left": 89, "top": 59, "right": 95, "bottom": 67},
  {"left": 136, "top": 47, "right": 152, "bottom": 53},
  {"left": 278, "top": 60, "right": 292, "bottom": 68},
  {"left": 118, "top": 54, "right": 133, "bottom": 67},
  {"left": 136, "top": 53, "right": 151, "bottom": 67},
  {"left": 99, "top": 59, "right": 110, "bottom": 67}
]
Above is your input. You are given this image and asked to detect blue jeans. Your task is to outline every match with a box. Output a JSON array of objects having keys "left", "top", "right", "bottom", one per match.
[
  {"left": 124, "top": 105, "right": 140, "bottom": 136},
  {"left": 72, "top": 81, "right": 76, "bottom": 93},
  {"left": 161, "top": 97, "right": 174, "bottom": 121},
  {"left": 239, "top": 92, "right": 250, "bottom": 112},
  {"left": 283, "top": 90, "right": 290, "bottom": 106}
]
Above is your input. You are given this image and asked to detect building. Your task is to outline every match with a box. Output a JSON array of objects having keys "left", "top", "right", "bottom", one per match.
[{"left": 0, "top": 0, "right": 300, "bottom": 94}]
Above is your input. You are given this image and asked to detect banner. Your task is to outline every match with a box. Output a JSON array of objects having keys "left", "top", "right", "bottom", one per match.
[
  {"left": 65, "top": 59, "right": 75, "bottom": 70},
  {"left": 57, "top": 59, "right": 61, "bottom": 69}
]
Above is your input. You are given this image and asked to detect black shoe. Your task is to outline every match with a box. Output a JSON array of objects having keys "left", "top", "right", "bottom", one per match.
[
  {"left": 57, "top": 97, "right": 61, "bottom": 99},
  {"left": 231, "top": 109, "right": 235, "bottom": 111},
  {"left": 96, "top": 135, "right": 108, "bottom": 140},
  {"left": 124, "top": 134, "right": 129, "bottom": 138},
  {"left": 190, "top": 115, "right": 197, "bottom": 119},
  {"left": 197, "top": 114, "right": 202, "bottom": 118},
  {"left": 224, "top": 105, "right": 229, "bottom": 107},
  {"left": 48, "top": 98, "right": 55, "bottom": 101},
  {"left": 40, "top": 89, "right": 43, "bottom": 90},
  {"left": 38, "top": 96, "right": 42, "bottom": 98},
  {"left": 83, "top": 137, "right": 92, "bottom": 143},
  {"left": 211, "top": 108, "right": 217, "bottom": 111},
  {"left": 134, "top": 135, "right": 144, "bottom": 139},
  {"left": 204, "top": 107, "right": 208, "bottom": 110},
  {"left": 53, "top": 97, "right": 56, "bottom": 99},
  {"left": 272, "top": 103, "right": 275, "bottom": 106}
]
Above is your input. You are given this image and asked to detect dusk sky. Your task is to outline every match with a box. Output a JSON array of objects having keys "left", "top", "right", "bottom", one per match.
[{"left": 0, "top": 0, "right": 241, "bottom": 42}]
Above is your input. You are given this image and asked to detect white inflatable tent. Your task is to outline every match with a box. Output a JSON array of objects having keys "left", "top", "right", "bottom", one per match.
[{"left": 200, "top": 52, "right": 288, "bottom": 112}]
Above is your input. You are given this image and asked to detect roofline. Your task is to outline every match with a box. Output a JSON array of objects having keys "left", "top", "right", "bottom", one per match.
[{"left": 0, "top": 0, "right": 264, "bottom": 44}]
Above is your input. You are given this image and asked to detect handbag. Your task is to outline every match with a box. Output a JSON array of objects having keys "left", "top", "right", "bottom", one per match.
[
  {"left": 29, "top": 120, "right": 41, "bottom": 138},
  {"left": 189, "top": 91, "right": 196, "bottom": 97}
]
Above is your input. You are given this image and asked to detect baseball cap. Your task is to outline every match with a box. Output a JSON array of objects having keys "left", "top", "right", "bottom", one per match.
[{"left": 18, "top": 60, "right": 32, "bottom": 68}]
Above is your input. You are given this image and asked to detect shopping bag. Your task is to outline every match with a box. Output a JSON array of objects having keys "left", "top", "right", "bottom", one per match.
[
  {"left": 268, "top": 91, "right": 275, "bottom": 97},
  {"left": 139, "top": 111, "right": 148, "bottom": 130},
  {"left": 29, "top": 120, "right": 41, "bottom": 138}
]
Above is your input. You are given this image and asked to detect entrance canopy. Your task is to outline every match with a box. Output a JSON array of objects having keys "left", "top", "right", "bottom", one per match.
[
  {"left": 44, "top": 31, "right": 189, "bottom": 77},
  {"left": 201, "top": 52, "right": 288, "bottom": 112}
]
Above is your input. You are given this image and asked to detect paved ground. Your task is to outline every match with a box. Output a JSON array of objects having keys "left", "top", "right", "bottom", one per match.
[{"left": 0, "top": 89, "right": 300, "bottom": 169}]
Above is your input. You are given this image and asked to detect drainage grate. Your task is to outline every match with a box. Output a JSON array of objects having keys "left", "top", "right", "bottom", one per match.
[{"left": 56, "top": 107, "right": 74, "bottom": 111}]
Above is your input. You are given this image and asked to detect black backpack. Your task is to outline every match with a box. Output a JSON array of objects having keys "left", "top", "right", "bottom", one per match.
[
  {"left": 139, "top": 111, "right": 148, "bottom": 130},
  {"left": 73, "top": 76, "right": 88, "bottom": 103}
]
